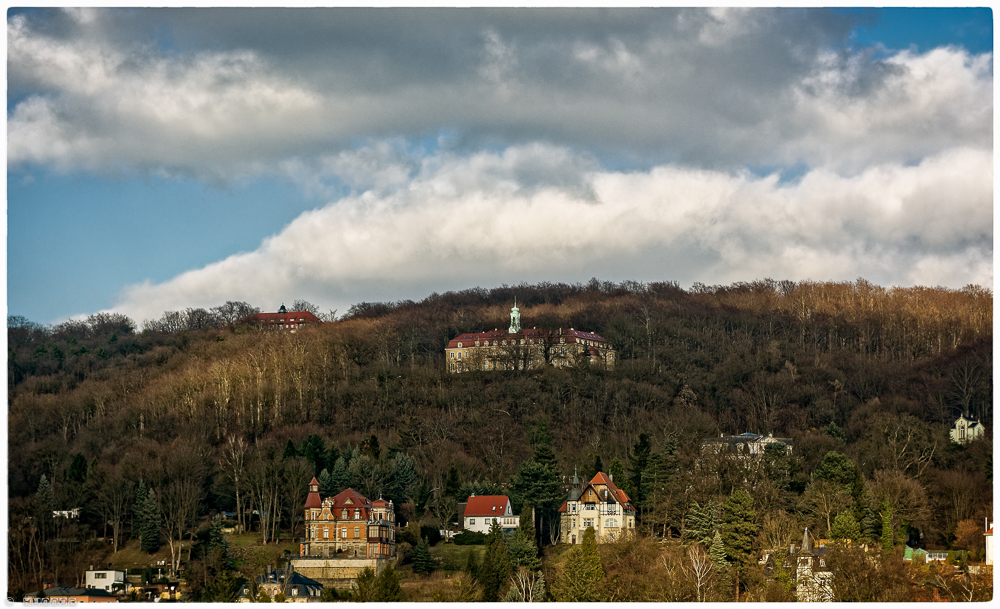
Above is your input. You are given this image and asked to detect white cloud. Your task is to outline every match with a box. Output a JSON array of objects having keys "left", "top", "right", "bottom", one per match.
[
  {"left": 107, "top": 143, "right": 992, "bottom": 323},
  {"left": 7, "top": 9, "right": 992, "bottom": 179}
]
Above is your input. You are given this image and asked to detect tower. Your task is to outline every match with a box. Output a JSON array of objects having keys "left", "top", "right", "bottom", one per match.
[{"left": 509, "top": 299, "right": 521, "bottom": 333}]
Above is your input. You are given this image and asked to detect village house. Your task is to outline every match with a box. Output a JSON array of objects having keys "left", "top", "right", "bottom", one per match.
[
  {"left": 446, "top": 303, "right": 615, "bottom": 372},
  {"left": 461, "top": 495, "right": 519, "bottom": 534},
  {"left": 760, "top": 528, "right": 833, "bottom": 602},
  {"left": 84, "top": 568, "right": 129, "bottom": 595},
  {"left": 24, "top": 585, "right": 118, "bottom": 603},
  {"left": 249, "top": 304, "right": 322, "bottom": 332},
  {"left": 558, "top": 470, "right": 636, "bottom": 544},
  {"left": 949, "top": 414, "right": 986, "bottom": 444},
  {"left": 237, "top": 567, "right": 325, "bottom": 602}
]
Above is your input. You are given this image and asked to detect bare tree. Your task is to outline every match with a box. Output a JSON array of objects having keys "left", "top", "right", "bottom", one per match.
[
  {"left": 93, "top": 466, "right": 133, "bottom": 553},
  {"left": 222, "top": 435, "right": 248, "bottom": 534},
  {"left": 684, "top": 543, "right": 715, "bottom": 602},
  {"left": 159, "top": 479, "right": 201, "bottom": 576}
]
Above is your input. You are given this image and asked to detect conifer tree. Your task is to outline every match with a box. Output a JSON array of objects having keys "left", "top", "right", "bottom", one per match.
[
  {"left": 282, "top": 439, "right": 298, "bottom": 460},
  {"left": 709, "top": 530, "right": 732, "bottom": 599},
  {"left": 464, "top": 548, "right": 480, "bottom": 580},
  {"left": 551, "top": 526, "right": 605, "bottom": 602},
  {"left": 353, "top": 567, "right": 377, "bottom": 602},
  {"left": 608, "top": 457, "right": 627, "bottom": 486},
  {"left": 507, "top": 526, "right": 541, "bottom": 571},
  {"left": 373, "top": 563, "right": 401, "bottom": 601},
  {"left": 412, "top": 537, "right": 435, "bottom": 575},
  {"left": 479, "top": 521, "right": 512, "bottom": 601},
  {"left": 318, "top": 468, "right": 334, "bottom": 498},
  {"left": 722, "top": 489, "right": 758, "bottom": 597},
  {"left": 330, "top": 457, "right": 351, "bottom": 495},
  {"left": 132, "top": 480, "right": 148, "bottom": 540},
  {"left": 628, "top": 433, "right": 652, "bottom": 505},
  {"left": 685, "top": 498, "right": 724, "bottom": 546},
  {"left": 831, "top": 510, "right": 861, "bottom": 542},
  {"left": 444, "top": 463, "right": 462, "bottom": 498},
  {"left": 140, "top": 488, "right": 161, "bottom": 553},
  {"left": 880, "top": 505, "right": 894, "bottom": 554},
  {"left": 35, "top": 474, "right": 54, "bottom": 539},
  {"left": 518, "top": 504, "right": 537, "bottom": 552}
]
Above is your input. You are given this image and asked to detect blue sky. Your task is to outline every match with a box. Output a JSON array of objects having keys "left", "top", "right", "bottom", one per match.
[{"left": 6, "top": 8, "right": 993, "bottom": 325}]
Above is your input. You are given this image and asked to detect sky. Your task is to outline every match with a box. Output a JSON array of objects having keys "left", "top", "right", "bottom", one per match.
[{"left": 6, "top": 7, "right": 994, "bottom": 326}]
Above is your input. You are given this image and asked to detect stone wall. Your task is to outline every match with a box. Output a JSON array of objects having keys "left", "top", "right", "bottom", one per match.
[{"left": 290, "top": 557, "right": 389, "bottom": 587}]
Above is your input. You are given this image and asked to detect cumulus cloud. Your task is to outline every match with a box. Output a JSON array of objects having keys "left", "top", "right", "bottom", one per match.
[
  {"left": 7, "top": 8, "right": 993, "bottom": 180},
  {"left": 108, "top": 143, "right": 992, "bottom": 323}
]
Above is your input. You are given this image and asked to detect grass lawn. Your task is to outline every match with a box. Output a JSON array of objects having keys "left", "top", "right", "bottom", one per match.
[{"left": 431, "top": 543, "right": 485, "bottom": 572}]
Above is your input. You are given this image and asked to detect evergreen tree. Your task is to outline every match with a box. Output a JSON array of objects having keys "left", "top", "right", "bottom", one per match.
[
  {"left": 608, "top": 457, "right": 628, "bottom": 492},
  {"left": 464, "top": 548, "right": 481, "bottom": 580},
  {"left": 444, "top": 463, "right": 462, "bottom": 498},
  {"left": 282, "top": 439, "right": 298, "bottom": 460},
  {"left": 479, "top": 521, "right": 512, "bottom": 601},
  {"left": 551, "top": 526, "right": 605, "bottom": 602},
  {"left": 880, "top": 505, "right": 894, "bottom": 554},
  {"left": 318, "top": 468, "right": 334, "bottom": 498},
  {"left": 362, "top": 434, "right": 380, "bottom": 460},
  {"left": 590, "top": 454, "right": 604, "bottom": 480},
  {"left": 709, "top": 530, "right": 732, "bottom": 599},
  {"left": 132, "top": 479, "right": 148, "bottom": 540},
  {"left": 507, "top": 526, "right": 541, "bottom": 571},
  {"left": 299, "top": 435, "right": 326, "bottom": 477},
  {"left": 324, "top": 445, "right": 341, "bottom": 472},
  {"left": 353, "top": 567, "right": 377, "bottom": 602},
  {"left": 67, "top": 453, "right": 88, "bottom": 484},
  {"left": 722, "top": 489, "right": 758, "bottom": 595},
  {"left": 627, "top": 433, "right": 652, "bottom": 506},
  {"left": 518, "top": 504, "right": 537, "bottom": 552},
  {"left": 35, "top": 474, "right": 54, "bottom": 539},
  {"left": 684, "top": 498, "right": 724, "bottom": 546},
  {"left": 208, "top": 514, "right": 230, "bottom": 562},
  {"left": 412, "top": 537, "right": 435, "bottom": 575},
  {"left": 373, "top": 563, "right": 401, "bottom": 601},
  {"left": 511, "top": 457, "right": 561, "bottom": 548},
  {"left": 831, "top": 510, "right": 861, "bottom": 542},
  {"left": 329, "top": 457, "right": 351, "bottom": 495},
  {"left": 140, "top": 488, "right": 161, "bottom": 553}
]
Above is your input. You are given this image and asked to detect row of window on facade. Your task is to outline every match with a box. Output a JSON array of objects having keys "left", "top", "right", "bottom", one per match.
[
  {"left": 569, "top": 518, "right": 620, "bottom": 528},
  {"left": 467, "top": 517, "right": 516, "bottom": 526},
  {"left": 567, "top": 503, "right": 620, "bottom": 515}
]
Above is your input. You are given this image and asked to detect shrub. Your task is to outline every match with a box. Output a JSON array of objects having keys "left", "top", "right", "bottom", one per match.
[{"left": 454, "top": 530, "right": 488, "bottom": 545}]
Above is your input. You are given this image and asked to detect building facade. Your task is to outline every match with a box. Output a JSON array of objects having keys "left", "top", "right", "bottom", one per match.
[
  {"left": 85, "top": 569, "right": 127, "bottom": 594},
  {"left": 461, "top": 495, "right": 519, "bottom": 534},
  {"left": 558, "top": 471, "right": 636, "bottom": 544},
  {"left": 250, "top": 304, "right": 322, "bottom": 332},
  {"left": 300, "top": 480, "right": 396, "bottom": 560},
  {"left": 701, "top": 432, "right": 793, "bottom": 457},
  {"left": 950, "top": 415, "right": 986, "bottom": 444},
  {"left": 446, "top": 305, "right": 615, "bottom": 373},
  {"left": 237, "top": 568, "right": 325, "bottom": 603}
]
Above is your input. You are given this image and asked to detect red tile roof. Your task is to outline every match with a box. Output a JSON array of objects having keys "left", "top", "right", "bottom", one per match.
[
  {"left": 447, "top": 328, "right": 608, "bottom": 349},
  {"left": 305, "top": 477, "right": 322, "bottom": 508},
  {"left": 464, "top": 495, "right": 512, "bottom": 517}
]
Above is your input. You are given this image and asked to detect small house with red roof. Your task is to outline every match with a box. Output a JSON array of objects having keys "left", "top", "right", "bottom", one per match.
[
  {"left": 558, "top": 470, "right": 635, "bottom": 544},
  {"left": 446, "top": 304, "right": 615, "bottom": 373},
  {"left": 249, "top": 304, "right": 322, "bottom": 332},
  {"left": 300, "top": 478, "right": 395, "bottom": 561},
  {"left": 461, "top": 495, "right": 519, "bottom": 534}
]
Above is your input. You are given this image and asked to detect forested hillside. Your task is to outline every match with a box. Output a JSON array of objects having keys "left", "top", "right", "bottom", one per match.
[{"left": 7, "top": 278, "right": 992, "bottom": 598}]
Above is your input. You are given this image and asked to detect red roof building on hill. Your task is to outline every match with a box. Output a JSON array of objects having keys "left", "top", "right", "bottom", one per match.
[
  {"left": 446, "top": 304, "right": 615, "bottom": 373},
  {"left": 300, "top": 479, "right": 395, "bottom": 560},
  {"left": 249, "top": 304, "right": 321, "bottom": 332},
  {"left": 558, "top": 470, "right": 635, "bottom": 544},
  {"left": 461, "top": 495, "right": 519, "bottom": 534}
]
